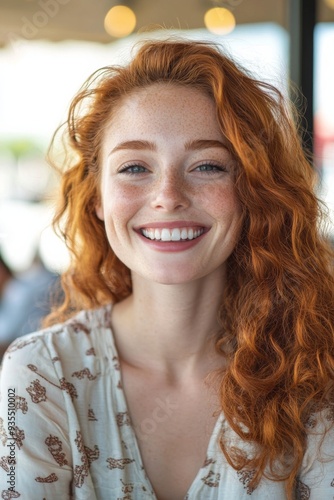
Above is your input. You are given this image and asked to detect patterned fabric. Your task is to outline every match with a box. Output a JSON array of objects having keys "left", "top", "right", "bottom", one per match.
[{"left": 0, "top": 305, "right": 333, "bottom": 498}]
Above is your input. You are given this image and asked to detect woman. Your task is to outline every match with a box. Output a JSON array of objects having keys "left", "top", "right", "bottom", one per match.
[{"left": 0, "top": 39, "right": 333, "bottom": 499}]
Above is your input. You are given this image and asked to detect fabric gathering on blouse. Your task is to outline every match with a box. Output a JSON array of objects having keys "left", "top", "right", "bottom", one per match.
[{"left": 0, "top": 305, "right": 334, "bottom": 499}]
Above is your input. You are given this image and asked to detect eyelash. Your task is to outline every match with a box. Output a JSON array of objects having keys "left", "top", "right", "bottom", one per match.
[
  {"left": 118, "top": 164, "right": 148, "bottom": 175},
  {"left": 118, "top": 162, "right": 227, "bottom": 175},
  {"left": 194, "top": 162, "right": 227, "bottom": 174}
]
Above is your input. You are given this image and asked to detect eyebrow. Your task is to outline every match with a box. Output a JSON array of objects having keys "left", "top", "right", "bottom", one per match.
[
  {"left": 108, "top": 139, "right": 229, "bottom": 156},
  {"left": 184, "top": 139, "right": 229, "bottom": 151},
  {"left": 108, "top": 140, "right": 155, "bottom": 156}
]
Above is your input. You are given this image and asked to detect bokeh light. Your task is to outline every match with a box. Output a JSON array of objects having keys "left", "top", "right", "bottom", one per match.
[
  {"left": 204, "top": 7, "right": 236, "bottom": 35},
  {"left": 104, "top": 5, "right": 136, "bottom": 38},
  {"left": 325, "top": 0, "right": 334, "bottom": 9}
]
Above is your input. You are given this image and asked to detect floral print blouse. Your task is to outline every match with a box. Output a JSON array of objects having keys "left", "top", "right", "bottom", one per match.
[{"left": 0, "top": 305, "right": 333, "bottom": 499}]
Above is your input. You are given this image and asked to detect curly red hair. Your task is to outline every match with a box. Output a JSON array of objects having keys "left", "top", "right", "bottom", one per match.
[{"left": 47, "top": 38, "right": 334, "bottom": 496}]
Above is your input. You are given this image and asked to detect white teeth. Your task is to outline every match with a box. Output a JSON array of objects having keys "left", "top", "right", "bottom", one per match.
[
  {"left": 171, "top": 228, "right": 181, "bottom": 241},
  {"left": 141, "top": 227, "right": 204, "bottom": 241},
  {"left": 142, "top": 229, "right": 154, "bottom": 239},
  {"left": 161, "top": 228, "right": 171, "bottom": 241}
]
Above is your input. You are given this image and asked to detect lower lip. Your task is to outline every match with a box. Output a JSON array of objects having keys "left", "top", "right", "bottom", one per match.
[{"left": 137, "top": 231, "right": 208, "bottom": 252}]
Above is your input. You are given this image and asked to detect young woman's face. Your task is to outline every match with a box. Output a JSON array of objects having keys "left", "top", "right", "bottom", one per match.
[{"left": 97, "top": 83, "right": 241, "bottom": 285}]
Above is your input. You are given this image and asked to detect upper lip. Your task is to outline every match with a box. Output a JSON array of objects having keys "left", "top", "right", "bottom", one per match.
[{"left": 135, "top": 221, "right": 210, "bottom": 230}]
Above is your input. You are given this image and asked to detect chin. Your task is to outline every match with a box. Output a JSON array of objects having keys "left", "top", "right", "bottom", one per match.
[
  {"left": 131, "top": 264, "right": 193, "bottom": 285},
  {"left": 138, "top": 266, "right": 212, "bottom": 286}
]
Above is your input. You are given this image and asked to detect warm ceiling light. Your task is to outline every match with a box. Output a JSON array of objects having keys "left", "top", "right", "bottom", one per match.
[
  {"left": 204, "top": 7, "right": 236, "bottom": 35},
  {"left": 325, "top": 0, "right": 334, "bottom": 8},
  {"left": 104, "top": 5, "right": 136, "bottom": 38}
]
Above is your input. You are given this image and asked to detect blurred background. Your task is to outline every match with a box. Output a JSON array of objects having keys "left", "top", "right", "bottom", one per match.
[{"left": 0, "top": 0, "right": 333, "bottom": 346}]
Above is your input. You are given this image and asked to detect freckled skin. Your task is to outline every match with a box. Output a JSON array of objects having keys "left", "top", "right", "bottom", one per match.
[{"left": 96, "top": 83, "right": 241, "bottom": 285}]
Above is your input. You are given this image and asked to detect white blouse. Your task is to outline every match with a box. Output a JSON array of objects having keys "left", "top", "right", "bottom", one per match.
[{"left": 0, "top": 305, "right": 333, "bottom": 499}]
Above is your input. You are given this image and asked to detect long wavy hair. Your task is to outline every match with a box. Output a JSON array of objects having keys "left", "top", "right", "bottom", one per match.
[{"left": 47, "top": 38, "right": 334, "bottom": 496}]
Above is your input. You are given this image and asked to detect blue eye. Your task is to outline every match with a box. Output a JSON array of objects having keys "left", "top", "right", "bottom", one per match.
[
  {"left": 195, "top": 163, "right": 226, "bottom": 173},
  {"left": 119, "top": 164, "right": 148, "bottom": 175}
]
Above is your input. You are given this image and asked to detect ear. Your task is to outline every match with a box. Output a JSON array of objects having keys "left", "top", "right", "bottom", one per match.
[{"left": 95, "top": 203, "right": 104, "bottom": 221}]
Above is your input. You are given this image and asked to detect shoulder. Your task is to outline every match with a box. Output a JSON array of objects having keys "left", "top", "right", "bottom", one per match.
[
  {"left": 2, "top": 303, "right": 114, "bottom": 368},
  {"left": 304, "top": 405, "right": 334, "bottom": 455},
  {"left": 298, "top": 406, "right": 334, "bottom": 491}
]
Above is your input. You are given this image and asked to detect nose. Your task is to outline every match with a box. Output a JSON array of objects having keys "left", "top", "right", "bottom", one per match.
[{"left": 150, "top": 171, "right": 190, "bottom": 212}]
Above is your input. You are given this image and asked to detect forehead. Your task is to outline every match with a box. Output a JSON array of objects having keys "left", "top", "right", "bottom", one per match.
[
  {"left": 102, "top": 83, "right": 223, "bottom": 148},
  {"left": 121, "top": 82, "right": 212, "bottom": 106}
]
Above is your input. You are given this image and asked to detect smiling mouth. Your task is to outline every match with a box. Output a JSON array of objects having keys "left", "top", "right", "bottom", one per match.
[{"left": 140, "top": 227, "right": 205, "bottom": 242}]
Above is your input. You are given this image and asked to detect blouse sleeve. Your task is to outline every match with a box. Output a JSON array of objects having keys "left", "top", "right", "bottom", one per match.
[
  {"left": 297, "top": 412, "right": 334, "bottom": 499},
  {"left": 0, "top": 334, "right": 73, "bottom": 498}
]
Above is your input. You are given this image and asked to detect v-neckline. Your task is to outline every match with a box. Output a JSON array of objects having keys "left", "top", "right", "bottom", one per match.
[{"left": 106, "top": 321, "right": 224, "bottom": 499}]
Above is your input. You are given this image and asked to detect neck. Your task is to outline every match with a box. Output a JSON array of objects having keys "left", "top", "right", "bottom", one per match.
[{"left": 111, "top": 269, "right": 226, "bottom": 382}]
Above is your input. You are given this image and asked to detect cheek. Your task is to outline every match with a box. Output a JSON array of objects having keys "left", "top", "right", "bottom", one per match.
[
  {"left": 201, "top": 183, "right": 240, "bottom": 219},
  {"left": 103, "top": 183, "right": 145, "bottom": 226}
]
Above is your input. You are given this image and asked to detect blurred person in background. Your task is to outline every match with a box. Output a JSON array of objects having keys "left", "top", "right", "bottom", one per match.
[
  {"left": 0, "top": 250, "right": 60, "bottom": 359},
  {"left": 0, "top": 39, "right": 334, "bottom": 499}
]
